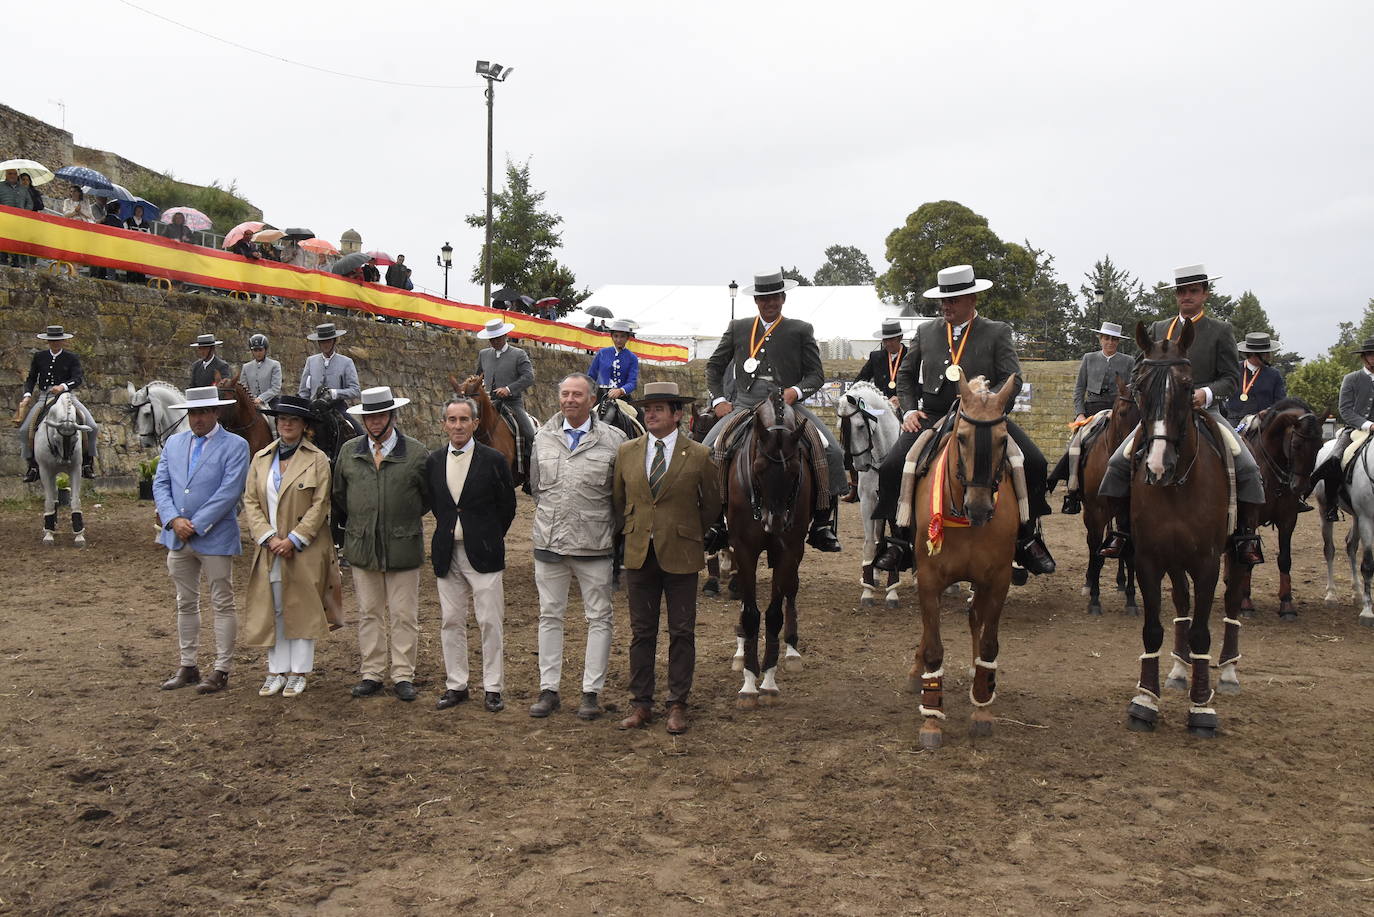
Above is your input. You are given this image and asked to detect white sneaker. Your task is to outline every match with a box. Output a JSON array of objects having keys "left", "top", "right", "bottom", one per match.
[
  {"left": 282, "top": 675, "right": 307, "bottom": 698},
  {"left": 259, "top": 674, "right": 287, "bottom": 697}
]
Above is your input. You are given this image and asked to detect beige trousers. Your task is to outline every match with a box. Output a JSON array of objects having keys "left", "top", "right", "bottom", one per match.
[
  {"left": 534, "top": 556, "right": 614, "bottom": 694},
  {"left": 352, "top": 566, "right": 421, "bottom": 683},
  {"left": 436, "top": 545, "right": 505, "bottom": 693},
  {"left": 166, "top": 548, "right": 236, "bottom": 673}
]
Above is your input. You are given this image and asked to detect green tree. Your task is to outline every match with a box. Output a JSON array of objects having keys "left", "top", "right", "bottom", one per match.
[
  {"left": 877, "top": 200, "right": 1037, "bottom": 321},
  {"left": 780, "top": 265, "right": 813, "bottom": 287},
  {"left": 813, "top": 244, "right": 877, "bottom": 286},
  {"left": 1328, "top": 299, "right": 1374, "bottom": 365},
  {"left": 1288, "top": 357, "right": 1347, "bottom": 418},
  {"left": 1018, "top": 246, "right": 1083, "bottom": 360},
  {"left": 466, "top": 158, "right": 584, "bottom": 309},
  {"left": 1078, "top": 256, "right": 1148, "bottom": 346},
  {"left": 125, "top": 174, "right": 259, "bottom": 232}
]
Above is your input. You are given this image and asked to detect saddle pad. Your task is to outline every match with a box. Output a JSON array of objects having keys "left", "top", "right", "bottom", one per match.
[{"left": 1344, "top": 428, "right": 1370, "bottom": 470}]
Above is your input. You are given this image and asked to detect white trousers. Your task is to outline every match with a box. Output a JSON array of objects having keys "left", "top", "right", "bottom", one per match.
[
  {"left": 166, "top": 548, "right": 236, "bottom": 673},
  {"left": 534, "top": 556, "right": 613, "bottom": 694},
  {"left": 266, "top": 581, "right": 315, "bottom": 674},
  {"left": 352, "top": 566, "right": 421, "bottom": 683},
  {"left": 436, "top": 545, "right": 505, "bottom": 692}
]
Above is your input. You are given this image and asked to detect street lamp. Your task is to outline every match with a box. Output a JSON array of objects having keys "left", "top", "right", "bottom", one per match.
[
  {"left": 729, "top": 279, "right": 738, "bottom": 322},
  {"left": 476, "top": 60, "right": 514, "bottom": 310},
  {"left": 1093, "top": 287, "right": 1105, "bottom": 329},
  {"left": 436, "top": 242, "right": 453, "bottom": 300}
]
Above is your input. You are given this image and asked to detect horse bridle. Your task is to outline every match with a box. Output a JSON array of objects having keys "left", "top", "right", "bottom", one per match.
[
  {"left": 840, "top": 402, "right": 879, "bottom": 470},
  {"left": 953, "top": 409, "right": 1008, "bottom": 492},
  {"left": 1138, "top": 357, "right": 1193, "bottom": 451},
  {"left": 747, "top": 402, "right": 804, "bottom": 522}
]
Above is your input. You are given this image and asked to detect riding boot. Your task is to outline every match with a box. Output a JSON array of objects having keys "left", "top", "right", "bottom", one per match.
[
  {"left": 874, "top": 524, "right": 914, "bottom": 572},
  {"left": 842, "top": 470, "right": 859, "bottom": 503},
  {"left": 1231, "top": 527, "right": 1265, "bottom": 566},
  {"left": 1060, "top": 490, "right": 1082, "bottom": 515},
  {"left": 807, "top": 500, "right": 842, "bottom": 552},
  {"left": 22, "top": 459, "right": 38, "bottom": 483},
  {"left": 82, "top": 453, "right": 95, "bottom": 479},
  {"left": 1015, "top": 520, "right": 1056, "bottom": 575},
  {"left": 703, "top": 513, "right": 729, "bottom": 555}
]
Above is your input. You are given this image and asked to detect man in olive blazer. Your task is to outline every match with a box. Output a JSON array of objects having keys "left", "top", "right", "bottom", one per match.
[{"left": 612, "top": 382, "right": 722, "bottom": 735}]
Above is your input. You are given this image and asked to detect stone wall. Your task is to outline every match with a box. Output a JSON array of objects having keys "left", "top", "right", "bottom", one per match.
[{"left": 0, "top": 268, "right": 698, "bottom": 493}]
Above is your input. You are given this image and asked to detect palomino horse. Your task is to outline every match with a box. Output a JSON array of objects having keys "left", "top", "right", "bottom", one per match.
[
  {"left": 1237, "top": 398, "right": 1324, "bottom": 621},
  {"left": 836, "top": 380, "right": 903, "bottom": 608},
  {"left": 1316, "top": 435, "right": 1374, "bottom": 627},
  {"left": 906, "top": 373, "right": 1019, "bottom": 749},
  {"left": 1080, "top": 377, "right": 1140, "bottom": 616},
  {"left": 216, "top": 377, "right": 274, "bottom": 455},
  {"left": 727, "top": 389, "right": 812, "bottom": 707},
  {"left": 125, "top": 381, "right": 189, "bottom": 450},
  {"left": 689, "top": 406, "right": 735, "bottom": 598},
  {"left": 451, "top": 374, "right": 521, "bottom": 485},
  {"left": 35, "top": 392, "right": 91, "bottom": 547},
  {"left": 1124, "top": 320, "right": 1245, "bottom": 738}
]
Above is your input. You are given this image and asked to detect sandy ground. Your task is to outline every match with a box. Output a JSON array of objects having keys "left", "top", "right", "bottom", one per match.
[{"left": 0, "top": 494, "right": 1372, "bottom": 916}]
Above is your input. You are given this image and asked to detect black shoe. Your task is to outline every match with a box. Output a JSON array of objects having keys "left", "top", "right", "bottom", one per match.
[
  {"left": 807, "top": 524, "right": 842, "bottom": 552},
  {"left": 393, "top": 681, "right": 417, "bottom": 702},
  {"left": 1324, "top": 505, "right": 1341, "bottom": 523},
  {"left": 484, "top": 691, "right": 505, "bottom": 713},
  {"left": 22, "top": 463, "right": 38, "bottom": 483},
  {"left": 575, "top": 691, "right": 601, "bottom": 720},
  {"left": 81, "top": 461, "right": 95, "bottom": 479},
  {"left": 1232, "top": 533, "right": 1264, "bottom": 566},
  {"left": 1296, "top": 499, "right": 1314, "bottom": 514},
  {"left": 703, "top": 523, "right": 729, "bottom": 555},
  {"left": 1011, "top": 566, "right": 1029, "bottom": 587},
  {"left": 351, "top": 678, "right": 383, "bottom": 697},
  {"left": 1099, "top": 531, "right": 1129, "bottom": 559},
  {"left": 529, "top": 689, "right": 560, "bottom": 717},
  {"left": 1060, "top": 492, "right": 1081, "bottom": 515},
  {"left": 1015, "top": 535, "right": 1056, "bottom": 575},
  {"left": 874, "top": 532, "right": 913, "bottom": 572},
  {"left": 436, "top": 688, "right": 469, "bottom": 710}
]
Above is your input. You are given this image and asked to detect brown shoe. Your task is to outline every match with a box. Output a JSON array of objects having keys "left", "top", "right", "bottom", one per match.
[
  {"left": 665, "top": 703, "right": 688, "bottom": 735},
  {"left": 196, "top": 669, "right": 229, "bottom": 694},
  {"left": 617, "top": 705, "right": 654, "bottom": 730},
  {"left": 160, "top": 665, "right": 200, "bottom": 691}
]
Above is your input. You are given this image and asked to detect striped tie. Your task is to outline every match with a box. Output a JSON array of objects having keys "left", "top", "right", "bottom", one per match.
[{"left": 649, "top": 439, "right": 666, "bottom": 497}]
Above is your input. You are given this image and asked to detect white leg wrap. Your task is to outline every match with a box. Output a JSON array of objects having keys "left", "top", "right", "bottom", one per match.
[
  {"left": 1189, "top": 653, "right": 1212, "bottom": 663},
  {"left": 739, "top": 669, "right": 758, "bottom": 695},
  {"left": 1139, "top": 650, "right": 1160, "bottom": 660},
  {"left": 1131, "top": 692, "right": 1159, "bottom": 711},
  {"left": 1173, "top": 617, "right": 1192, "bottom": 625},
  {"left": 760, "top": 668, "right": 779, "bottom": 692},
  {"left": 968, "top": 686, "right": 997, "bottom": 707},
  {"left": 918, "top": 706, "right": 947, "bottom": 720},
  {"left": 1222, "top": 617, "right": 1242, "bottom": 627},
  {"left": 1189, "top": 705, "right": 1216, "bottom": 716},
  {"left": 921, "top": 668, "right": 944, "bottom": 680},
  {"left": 734, "top": 636, "right": 745, "bottom": 657},
  {"left": 973, "top": 657, "right": 998, "bottom": 670}
]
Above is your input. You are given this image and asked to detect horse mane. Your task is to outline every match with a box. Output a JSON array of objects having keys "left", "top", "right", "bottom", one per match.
[
  {"left": 1268, "top": 396, "right": 1314, "bottom": 416},
  {"left": 845, "top": 380, "right": 886, "bottom": 405}
]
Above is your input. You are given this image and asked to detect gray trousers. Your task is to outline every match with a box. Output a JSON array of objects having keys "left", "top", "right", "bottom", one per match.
[
  {"left": 702, "top": 401, "right": 846, "bottom": 500},
  {"left": 1097, "top": 410, "right": 1264, "bottom": 504}
]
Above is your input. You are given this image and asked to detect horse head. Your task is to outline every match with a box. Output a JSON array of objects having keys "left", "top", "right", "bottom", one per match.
[
  {"left": 1133, "top": 320, "right": 1195, "bottom": 484},
  {"left": 1264, "top": 398, "right": 1324, "bottom": 497},
  {"left": 952, "top": 372, "right": 1016, "bottom": 525},
  {"left": 1108, "top": 375, "right": 1140, "bottom": 440},
  {"left": 457, "top": 374, "right": 486, "bottom": 398},
  {"left": 750, "top": 392, "right": 808, "bottom": 534},
  {"left": 126, "top": 382, "right": 157, "bottom": 446}
]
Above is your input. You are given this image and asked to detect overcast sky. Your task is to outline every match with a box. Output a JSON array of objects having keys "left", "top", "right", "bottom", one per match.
[{"left": 5, "top": 1, "right": 1371, "bottom": 356}]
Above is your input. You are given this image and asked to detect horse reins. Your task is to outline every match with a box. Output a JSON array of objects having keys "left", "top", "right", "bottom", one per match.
[{"left": 953, "top": 409, "right": 1008, "bottom": 495}]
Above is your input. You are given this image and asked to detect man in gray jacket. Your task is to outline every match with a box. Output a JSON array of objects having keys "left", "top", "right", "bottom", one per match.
[
  {"left": 240, "top": 333, "right": 282, "bottom": 408},
  {"left": 474, "top": 318, "right": 536, "bottom": 477},
  {"left": 526, "top": 372, "right": 628, "bottom": 721},
  {"left": 1052, "top": 321, "right": 1134, "bottom": 514},
  {"left": 1307, "top": 336, "right": 1374, "bottom": 520},
  {"left": 298, "top": 322, "right": 361, "bottom": 411}
]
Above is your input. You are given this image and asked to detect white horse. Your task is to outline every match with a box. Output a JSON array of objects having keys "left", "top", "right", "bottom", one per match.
[
  {"left": 126, "top": 381, "right": 189, "bottom": 451},
  {"left": 35, "top": 392, "right": 91, "bottom": 547},
  {"left": 1317, "top": 437, "right": 1374, "bottom": 626},
  {"left": 835, "top": 380, "right": 904, "bottom": 608}
]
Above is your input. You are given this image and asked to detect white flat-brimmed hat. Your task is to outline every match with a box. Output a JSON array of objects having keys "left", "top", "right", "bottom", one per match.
[
  {"left": 740, "top": 269, "right": 798, "bottom": 297},
  {"left": 170, "top": 386, "right": 236, "bottom": 409},
  {"left": 923, "top": 264, "right": 993, "bottom": 299},
  {"left": 874, "top": 319, "right": 904, "bottom": 340},
  {"left": 608, "top": 319, "right": 635, "bottom": 334},
  {"left": 36, "top": 325, "right": 74, "bottom": 341},
  {"left": 305, "top": 322, "right": 347, "bottom": 341},
  {"left": 346, "top": 386, "right": 410, "bottom": 415},
  {"left": 1090, "top": 321, "right": 1126, "bottom": 338},
  {"left": 476, "top": 317, "right": 517, "bottom": 339},
  {"left": 1238, "top": 331, "right": 1278, "bottom": 353},
  {"left": 189, "top": 333, "right": 223, "bottom": 347},
  {"left": 1164, "top": 264, "right": 1222, "bottom": 289}
]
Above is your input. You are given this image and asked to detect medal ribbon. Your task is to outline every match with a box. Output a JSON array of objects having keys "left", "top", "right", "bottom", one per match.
[
  {"left": 748, "top": 316, "right": 781, "bottom": 363},
  {"left": 887, "top": 347, "right": 904, "bottom": 385},
  {"left": 1165, "top": 310, "right": 1205, "bottom": 341},
  {"left": 946, "top": 317, "right": 974, "bottom": 375},
  {"left": 1240, "top": 363, "right": 1259, "bottom": 400}
]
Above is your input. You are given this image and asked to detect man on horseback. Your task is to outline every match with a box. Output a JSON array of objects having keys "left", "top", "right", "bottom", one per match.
[
  {"left": 474, "top": 318, "right": 536, "bottom": 479},
  {"left": 16, "top": 325, "right": 98, "bottom": 482},
  {"left": 701, "top": 269, "right": 842, "bottom": 553},
  {"left": 588, "top": 319, "right": 639, "bottom": 400},
  {"left": 871, "top": 264, "right": 1055, "bottom": 575},
  {"left": 1098, "top": 264, "right": 1266, "bottom": 564},
  {"left": 188, "top": 333, "right": 232, "bottom": 388},
  {"left": 847, "top": 319, "right": 909, "bottom": 501},
  {"left": 1224, "top": 332, "right": 1288, "bottom": 421},
  {"left": 1051, "top": 320, "right": 1134, "bottom": 514},
  {"left": 297, "top": 322, "right": 361, "bottom": 424},
  {"left": 1307, "top": 336, "right": 1374, "bottom": 522},
  {"left": 240, "top": 334, "right": 282, "bottom": 409}
]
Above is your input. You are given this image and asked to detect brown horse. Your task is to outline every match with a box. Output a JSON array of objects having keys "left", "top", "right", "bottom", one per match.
[
  {"left": 690, "top": 405, "right": 735, "bottom": 599},
  {"left": 727, "top": 389, "right": 812, "bottom": 708},
  {"left": 1081, "top": 377, "right": 1141, "bottom": 616},
  {"left": 907, "top": 373, "right": 1019, "bottom": 749},
  {"left": 1237, "top": 398, "right": 1325, "bottom": 620},
  {"left": 1124, "top": 320, "right": 1244, "bottom": 738},
  {"left": 451, "top": 374, "right": 520, "bottom": 485},
  {"left": 216, "top": 377, "right": 272, "bottom": 455}
]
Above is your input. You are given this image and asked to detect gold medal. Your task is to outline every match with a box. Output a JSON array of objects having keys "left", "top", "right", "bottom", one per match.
[
  {"left": 887, "top": 380, "right": 897, "bottom": 390},
  {"left": 1239, "top": 393, "right": 1248, "bottom": 402},
  {"left": 743, "top": 357, "right": 759, "bottom": 374},
  {"left": 945, "top": 318, "right": 973, "bottom": 384},
  {"left": 945, "top": 365, "right": 961, "bottom": 382}
]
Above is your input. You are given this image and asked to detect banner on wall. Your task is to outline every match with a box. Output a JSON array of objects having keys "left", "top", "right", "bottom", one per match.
[{"left": 0, "top": 205, "right": 689, "bottom": 363}]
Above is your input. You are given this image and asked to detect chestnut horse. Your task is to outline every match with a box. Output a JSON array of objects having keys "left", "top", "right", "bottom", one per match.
[
  {"left": 907, "top": 373, "right": 1019, "bottom": 749},
  {"left": 1080, "top": 377, "right": 1140, "bottom": 616},
  {"left": 727, "top": 388, "right": 811, "bottom": 708},
  {"left": 451, "top": 374, "right": 520, "bottom": 485},
  {"left": 216, "top": 377, "right": 273, "bottom": 455},
  {"left": 1237, "top": 398, "right": 1324, "bottom": 621},
  {"left": 1124, "top": 320, "right": 1244, "bottom": 738},
  {"left": 690, "top": 405, "right": 734, "bottom": 599}
]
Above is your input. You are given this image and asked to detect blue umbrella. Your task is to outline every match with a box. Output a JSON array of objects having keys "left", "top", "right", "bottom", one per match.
[
  {"left": 117, "top": 198, "right": 161, "bottom": 222},
  {"left": 54, "top": 165, "right": 114, "bottom": 191},
  {"left": 84, "top": 183, "right": 132, "bottom": 201}
]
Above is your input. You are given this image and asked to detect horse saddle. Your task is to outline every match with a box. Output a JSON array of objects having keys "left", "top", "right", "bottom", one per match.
[{"left": 1342, "top": 428, "right": 1370, "bottom": 475}]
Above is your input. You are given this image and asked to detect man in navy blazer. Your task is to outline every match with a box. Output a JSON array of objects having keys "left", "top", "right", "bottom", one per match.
[
  {"left": 152, "top": 386, "right": 251, "bottom": 694},
  {"left": 426, "top": 396, "right": 517, "bottom": 713}
]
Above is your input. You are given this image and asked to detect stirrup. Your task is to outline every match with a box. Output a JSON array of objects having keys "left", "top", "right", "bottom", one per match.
[
  {"left": 1099, "top": 530, "right": 1130, "bottom": 559},
  {"left": 704, "top": 523, "right": 729, "bottom": 555},
  {"left": 1232, "top": 533, "right": 1264, "bottom": 566},
  {"left": 1060, "top": 491, "right": 1082, "bottom": 515},
  {"left": 807, "top": 524, "right": 841, "bottom": 553},
  {"left": 874, "top": 535, "right": 913, "bottom": 572}
]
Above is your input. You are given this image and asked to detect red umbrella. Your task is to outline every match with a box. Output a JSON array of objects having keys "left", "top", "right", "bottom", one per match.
[
  {"left": 365, "top": 250, "right": 395, "bottom": 266},
  {"left": 223, "top": 221, "right": 265, "bottom": 248},
  {"left": 299, "top": 238, "right": 339, "bottom": 255}
]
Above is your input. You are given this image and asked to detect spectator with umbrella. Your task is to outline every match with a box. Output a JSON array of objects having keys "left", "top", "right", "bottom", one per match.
[
  {"left": 0, "top": 169, "right": 26, "bottom": 265},
  {"left": 163, "top": 210, "right": 196, "bottom": 244},
  {"left": 61, "top": 187, "right": 95, "bottom": 223},
  {"left": 124, "top": 204, "right": 152, "bottom": 283}
]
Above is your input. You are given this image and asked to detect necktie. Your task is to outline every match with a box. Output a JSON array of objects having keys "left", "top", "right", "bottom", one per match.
[
  {"left": 568, "top": 428, "right": 585, "bottom": 451},
  {"left": 372, "top": 440, "right": 385, "bottom": 469},
  {"left": 649, "top": 439, "right": 666, "bottom": 497},
  {"left": 189, "top": 436, "right": 205, "bottom": 476}
]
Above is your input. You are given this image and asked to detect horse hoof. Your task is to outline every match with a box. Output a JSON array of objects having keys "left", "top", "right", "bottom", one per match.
[
  {"left": 885, "top": 597, "right": 900, "bottom": 610},
  {"left": 1323, "top": 592, "right": 1339, "bottom": 605},
  {"left": 1088, "top": 601, "right": 1103, "bottom": 617},
  {"left": 1238, "top": 607, "right": 1256, "bottom": 620},
  {"left": 1164, "top": 676, "right": 1188, "bottom": 692},
  {"left": 1216, "top": 680, "right": 1242, "bottom": 695},
  {"left": 702, "top": 579, "right": 719, "bottom": 597},
  {"left": 731, "top": 655, "right": 744, "bottom": 672},
  {"left": 737, "top": 693, "right": 759, "bottom": 711},
  {"left": 758, "top": 690, "right": 780, "bottom": 707},
  {"left": 73, "top": 536, "right": 87, "bottom": 548},
  {"left": 782, "top": 653, "right": 802, "bottom": 673},
  {"left": 1186, "top": 710, "right": 1219, "bottom": 738},
  {"left": 969, "top": 717, "right": 993, "bottom": 739},
  {"left": 1125, "top": 603, "right": 1140, "bottom": 617},
  {"left": 1359, "top": 614, "right": 1374, "bottom": 628},
  {"left": 918, "top": 727, "right": 943, "bottom": 750},
  {"left": 860, "top": 596, "right": 876, "bottom": 607},
  {"left": 1277, "top": 610, "right": 1297, "bottom": 622},
  {"left": 42, "top": 535, "right": 55, "bottom": 546},
  {"left": 1125, "top": 703, "right": 1158, "bottom": 732}
]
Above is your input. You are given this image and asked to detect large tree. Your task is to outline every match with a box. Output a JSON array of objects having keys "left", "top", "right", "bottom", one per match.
[
  {"left": 466, "top": 158, "right": 586, "bottom": 309},
  {"left": 780, "top": 265, "right": 813, "bottom": 287},
  {"left": 877, "top": 200, "right": 1037, "bottom": 321},
  {"left": 813, "top": 244, "right": 877, "bottom": 286}
]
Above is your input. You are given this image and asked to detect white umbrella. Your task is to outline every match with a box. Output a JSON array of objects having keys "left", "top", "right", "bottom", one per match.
[{"left": 0, "top": 159, "right": 54, "bottom": 185}]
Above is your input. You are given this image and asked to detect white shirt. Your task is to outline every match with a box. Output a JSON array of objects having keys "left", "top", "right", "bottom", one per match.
[
  {"left": 562, "top": 416, "right": 592, "bottom": 451},
  {"left": 492, "top": 343, "right": 509, "bottom": 358},
  {"left": 446, "top": 439, "right": 475, "bottom": 538},
  {"left": 645, "top": 429, "right": 678, "bottom": 478},
  {"left": 369, "top": 427, "right": 399, "bottom": 460}
]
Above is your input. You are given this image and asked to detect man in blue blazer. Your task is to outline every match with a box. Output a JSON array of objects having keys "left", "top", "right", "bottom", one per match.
[{"left": 153, "top": 386, "right": 251, "bottom": 694}]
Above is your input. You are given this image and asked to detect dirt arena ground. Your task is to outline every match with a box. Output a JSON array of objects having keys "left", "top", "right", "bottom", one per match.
[{"left": 0, "top": 494, "right": 1371, "bottom": 916}]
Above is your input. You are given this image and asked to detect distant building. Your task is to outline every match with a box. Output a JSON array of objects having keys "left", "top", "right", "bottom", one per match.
[{"left": 340, "top": 228, "right": 362, "bottom": 254}]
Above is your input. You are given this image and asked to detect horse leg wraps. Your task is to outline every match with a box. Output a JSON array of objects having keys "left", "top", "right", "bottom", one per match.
[
  {"left": 43, "top": 512, "right": 56, "bottom": 533},
  {"left": 1170, "top": 616, "right": 1192, "bottom": 666},
  {"left": 70, "top": 512, "right": 83, "bottom": 534},
  {"left": 1218, "top": 617, "right": 1242, "bottom": 668},
  {"left": 918, "top": 668, "right": 945, "bottom": 720},
  {"left": 1189, "top": 654, "right": 1215, "bottom": 711},
  {"left": 1135, "top": 651, "right": 1161, "bottom": 704},
  {"left": 970, "top": 657, "right": 997, "bottom": 707}
]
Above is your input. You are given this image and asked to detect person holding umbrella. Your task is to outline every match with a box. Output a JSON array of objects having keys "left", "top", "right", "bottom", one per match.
[
  {"left": 163, "top": 210, "right": 195, "bottom": 244},
  {"left": 62, "top": 187, "right": 95, "bottom": 223}
]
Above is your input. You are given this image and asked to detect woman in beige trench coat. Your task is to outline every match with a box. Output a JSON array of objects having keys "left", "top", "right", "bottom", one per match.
[{"left": 241, "top": 395, "right": 338, "bottom": 698}]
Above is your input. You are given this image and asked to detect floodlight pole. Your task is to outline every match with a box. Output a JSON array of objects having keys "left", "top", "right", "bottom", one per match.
[{"left": 483, "top": 78, "right": 495, "bottom": 310}]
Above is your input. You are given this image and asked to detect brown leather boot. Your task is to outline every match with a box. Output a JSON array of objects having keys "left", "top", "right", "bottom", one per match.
[
  {"left": 665, "top": 703, "right": 688, "bottom": 735},
  {"left": 196, "top": 669, "right": 230, "bottom": 694},
  {"left": 617, "top": 705, "right": 654, "bottom": 730},
  {"left": 161, "top": 665, "right": 200, "bottom": 690}
]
